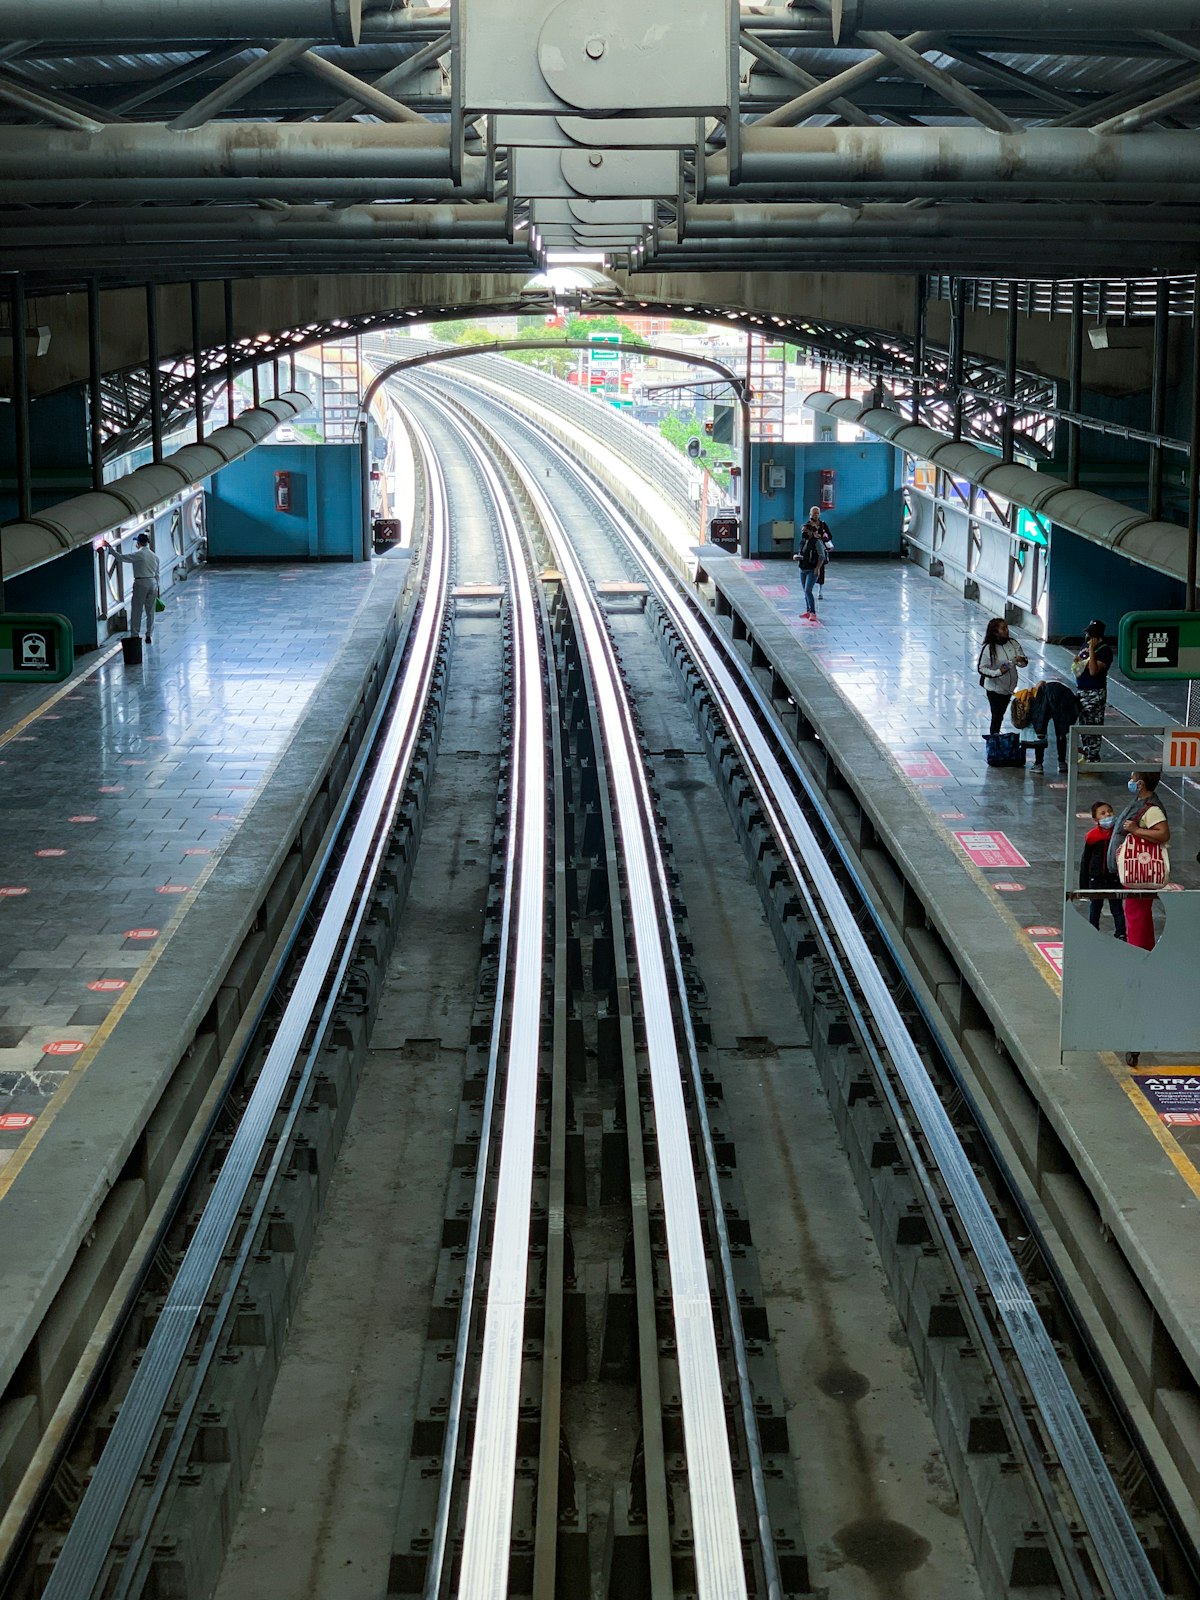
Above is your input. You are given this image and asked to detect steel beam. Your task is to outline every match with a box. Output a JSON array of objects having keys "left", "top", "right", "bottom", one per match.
[
  {"left": 0, "top": 204, "right": 511, "bottom": 249},
  {"left": 87, "top": 278, "right": 104, "bottom": 492},
  {"left": 0, "top": 0, "right": 361, "bottom": 44},
  {"left": 714, "top": 126, "right": 1200, "bottom": 190},
  {"left": 680, "top": 202, "right": 1200, "bottom": 241},
  {"left": 0, "top": 122, "right": 457, "bottom": 181},
  {"left": 829, "top": 0, "right": 1200, "bottom": 31},
  {"left": 753, "top": 30, "right": 937, "bottom": 128},
  {"left": 1189, "top": 303, "right": 1200, "bottom": 611}
]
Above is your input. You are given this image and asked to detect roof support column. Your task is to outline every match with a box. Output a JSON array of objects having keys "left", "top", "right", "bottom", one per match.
[
  {"left": 1149, "top": 278, "right": 1170, "bottom": 521},
  {"left": 911, "top": 272, "right": 926, "bottom": 426},
  {"left": 1002, "top": 282, "right": 1018, "bottom": 466},
  {"left": 87, "top": 277, "right": 104, "bottom": 492},
  {"left": 189, "top": 279, "right": 205, "bottom": 445},
  {"left": 10, "top": 272, "right": 31, "bottom": 530},
  {"left": 1067, "top": 284, "right": 1083, "bottom": 489},
  {"left": 950, "top": 280, "right": 965, "bottom": 442},
  {"left": 146, "top": 283, "right": 163, "bottom": 465},
  {"left": 1187, "top": 289, "right": 1200, "bottom": 613},
  {"left": 223, "top": 278, "right": 236, "bottom": 425}
]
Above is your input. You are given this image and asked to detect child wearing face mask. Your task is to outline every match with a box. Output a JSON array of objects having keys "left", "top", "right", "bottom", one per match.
[{"left": 1078, "top": 800, "right": 1126, "bottom": 940}]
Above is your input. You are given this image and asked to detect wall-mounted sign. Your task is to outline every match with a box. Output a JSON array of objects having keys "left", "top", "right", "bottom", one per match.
[
  {"left": 0, "top": 613, "right": 74, "bottom": 684},
  {"left": 1118, "top": 610, "right": 1200, "bottom": 680}
]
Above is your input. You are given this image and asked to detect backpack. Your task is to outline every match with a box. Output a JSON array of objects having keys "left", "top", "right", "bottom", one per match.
[{"left": 797, "top": 533, "right": 820, "bottom": 571}]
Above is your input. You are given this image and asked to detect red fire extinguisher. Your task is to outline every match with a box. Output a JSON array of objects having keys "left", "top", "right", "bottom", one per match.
[
  {"left": 819, "top": 468, "right": 835, "bottom": 511},
  {"left": 274, "top": 470, "right": 292, "bottom": 514}
]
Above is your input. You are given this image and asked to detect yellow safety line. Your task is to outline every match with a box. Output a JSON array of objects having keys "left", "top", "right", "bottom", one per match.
[{"left": 0, "top": 639, "right": 124, "bottom": 750}]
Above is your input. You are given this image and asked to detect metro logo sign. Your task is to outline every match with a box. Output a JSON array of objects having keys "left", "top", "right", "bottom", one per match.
[
  {"left": 1119, "top": 610, "right": 1200, "bottom": 680},
  {"left": 1163, "top": 728, "right": 1200, "bottom": 771}
]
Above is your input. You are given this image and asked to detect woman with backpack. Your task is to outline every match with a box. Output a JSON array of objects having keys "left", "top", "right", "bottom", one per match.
[
  {"left": 976, "top": 618, "right": 1027, "bottom": 737},
  {"left": 793, "top": 516, "right": 826, "bottom": 620}
]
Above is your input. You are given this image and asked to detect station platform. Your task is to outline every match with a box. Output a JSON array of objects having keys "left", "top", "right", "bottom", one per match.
[
  {"left": 694, "top": 550, "right": 1200, "bottom": 1446},
  {"left": 0, "top": 554, "right": 410, "bottom": 1403}
]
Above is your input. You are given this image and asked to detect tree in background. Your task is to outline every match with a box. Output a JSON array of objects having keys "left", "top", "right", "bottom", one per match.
[{"left": 658, "top": 411, "right": 731, "bottom": 490}]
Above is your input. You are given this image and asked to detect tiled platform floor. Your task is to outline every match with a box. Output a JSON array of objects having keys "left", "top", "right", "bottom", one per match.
[
  {"left": 0, "top": 562, "right": 383, "bottom": 1176},
  {"left": 717, "top": 553, "right": 1200, "bottom": 1178}
]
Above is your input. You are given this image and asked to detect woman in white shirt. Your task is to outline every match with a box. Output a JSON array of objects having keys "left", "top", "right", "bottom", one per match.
[{"left": 976, "top": 617, "right": 1027, "bottom": 737}]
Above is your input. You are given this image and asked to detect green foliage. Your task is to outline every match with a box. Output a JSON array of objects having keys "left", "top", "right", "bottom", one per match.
[{"left": 657, "top": 411, "right": 731, "bottom": 489}]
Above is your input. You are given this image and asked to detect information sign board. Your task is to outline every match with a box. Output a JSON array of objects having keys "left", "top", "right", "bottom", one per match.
[
  {"left": 1118, "top": 610, "right": 1200, "bottom": 680},
  {"left": 0, "top": 613, "right": 74, "bottom": 684}
]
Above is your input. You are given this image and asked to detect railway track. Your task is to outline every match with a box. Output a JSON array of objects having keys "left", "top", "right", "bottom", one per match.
[{"left": 4, "top": 371, "right": 1195, "bottom": 1600}]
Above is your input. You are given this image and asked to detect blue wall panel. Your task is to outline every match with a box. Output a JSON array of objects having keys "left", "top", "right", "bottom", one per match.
[
  {"left": 748, "top": 441, "right": 903, "bottom": 559},
  {"left": 1047, "top": 524, "right": 1185, "bottom": 642},
  {"left": 205, "top": 443, "right": 364, "bottom": 562},
  {"left": 5, "top": 545, "right": 100, "bottom": 652}
]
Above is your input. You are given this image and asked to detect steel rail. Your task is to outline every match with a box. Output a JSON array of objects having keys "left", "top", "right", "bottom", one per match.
[
  {"left": 488, "top": 419, "right": 752, "bottom": 1600},
  {"left": 39, "top": 410, "right": 452, "bottom": 1600},
  {"left": 517, "top": 420, "right": 1165, "bottom": 1600},
  {"left": 407, "top": 386, "right": 548, "bottom": 1600},
  {"left": 433, "top": 373, "right": 784, "bottom": 1599}
]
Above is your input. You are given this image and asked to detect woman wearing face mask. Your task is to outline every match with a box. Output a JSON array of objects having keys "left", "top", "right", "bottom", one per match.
[
  {"left": 1109, "top": 769, "right": 1170, "bottom": 957},
  {"left": 1078, "top": 800, "right": 1126, "bottom": 939}
]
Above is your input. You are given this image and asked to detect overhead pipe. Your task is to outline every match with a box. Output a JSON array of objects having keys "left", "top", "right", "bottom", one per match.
[
  {"left": 713, "top": 127, "right": 1200, "bottom": 191},
  {"left": 827, "top": 0, "right": 1200, "bottom": 33},
  {"left": 0, "top": 0, "right": 362, "bottom": 43},
  {"left": 680, "top": 201, "right": 1200, "bottom": 241},
  {"left": 0, "top": 176, "right": 487, "bottom": 203},
  {"left": 0, "top": 122, "right": 457, "bottom": 182},
  {"left": 0, "top": 203, "right": 511, "bottom": 247}
]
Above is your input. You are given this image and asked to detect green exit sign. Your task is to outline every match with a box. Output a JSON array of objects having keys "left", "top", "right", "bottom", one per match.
[
  {"left": 0, "top": 613, "right": 74, "bottom": 684},
  {"left": 1118, "top": 610, "right": 1200, "bottom": 680}
]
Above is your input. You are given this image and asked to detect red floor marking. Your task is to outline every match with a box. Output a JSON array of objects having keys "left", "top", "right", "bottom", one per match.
[
  {"left": 1049, "top": 782, "right": 1067, "bottom": 790},
  {"left": 993, "top": 882, "right": 1025, "bottom": 892},
  {"left": 183, "top": 847, "right": 211, "bottom": 857},
  {"left": 953, "top": 830, "right": 1029, "bottom": 869},
  {"left": 123, "top": 758, "right": 147, "bottom": 765},
  {"left": 124, "top": 928, "right": 159, "bottom": 940},
  {"left": 209, "top": 813, "right": 239, "bottom": 821},
  {"left": 939, "top": 811, "right": 966, "bottom": 819},
  {"left": 69, "top": 815, "right": 99, "bottom": 823},
  {"left": 43, "top": 1040, "right": 86, "bottom": 1056},
  {"left": 0, "top": 886, "right": 29, "bottom": 897},
  {"left": 99, "top": 785, "right": 124, "bottom": 793},
  {"left": 1026, "top": 925, "right": 1061, "bottom": 937},
  {"left": 0, "top": 1112, "right": 36, "bottom": 1130},
  {"left": 899, "top": 750, "right": 952, "bottom": 780},
  {"left": 156, "top": 884, "right": 190, "bottom": 895},
  {"left": 88, "top": 978, "right": 128, "bottom": 993},
  {"left": 35, "top": 849, "right": 66, "bottom": 858},
  {"left": 1034, "top": 940, "right": 1065, "bottom": 978}
]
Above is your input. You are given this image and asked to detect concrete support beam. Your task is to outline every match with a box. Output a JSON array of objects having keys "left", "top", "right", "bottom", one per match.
[
  {"left": 0, "top": 0, "right": 361, "bottom": 43},
  {"left": 0, "top": 204, "right": 510, "bottom": 248}
]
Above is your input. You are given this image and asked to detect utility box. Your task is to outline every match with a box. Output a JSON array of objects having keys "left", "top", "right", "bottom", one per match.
[{"left": 769, "top": 520, "right": 795, "bottom": 548}]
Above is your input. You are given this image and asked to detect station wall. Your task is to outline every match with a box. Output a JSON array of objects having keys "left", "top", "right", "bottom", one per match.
[
  {"left": 1046, "top": 524, "right": 1185, "bottom": 642},
  {"left": 205, "top": 443, "right": 365, "bottom": 562},
  {"left": 748, "top": 440, "right": 903, "bottom": 560}
]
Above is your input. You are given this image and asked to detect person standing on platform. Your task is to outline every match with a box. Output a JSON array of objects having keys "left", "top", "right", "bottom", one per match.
[
  {"left": 1078, "top": 800, "right": 1126, "bottom": 940},
  {"left": 793, "top": 517, "right": 825, "bottom": 620},
  {"left": 802, "top": 506, "right": 834, "bottom": 603},
  {"left": 976, "top": 617, "right": 1027, "bottom": 737},
  {"left": 1111, "top": 769, "right": 1170, "bottom": 953},
  {"left": 109, "top": 532, "right": 161, "bottom": 645},
  {"left": 1072, "top": 620, "right": 1112, "bottom": 761}
]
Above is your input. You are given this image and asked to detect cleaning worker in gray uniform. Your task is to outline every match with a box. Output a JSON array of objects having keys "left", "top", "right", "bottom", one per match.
[{"left": 109, "top": 532, "right": 160, "bottom": 645}]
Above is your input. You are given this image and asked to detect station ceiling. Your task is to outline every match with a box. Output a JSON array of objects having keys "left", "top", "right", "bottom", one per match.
[{"left": 1, "top": 1, "right": 1200, "bottom": 290}]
